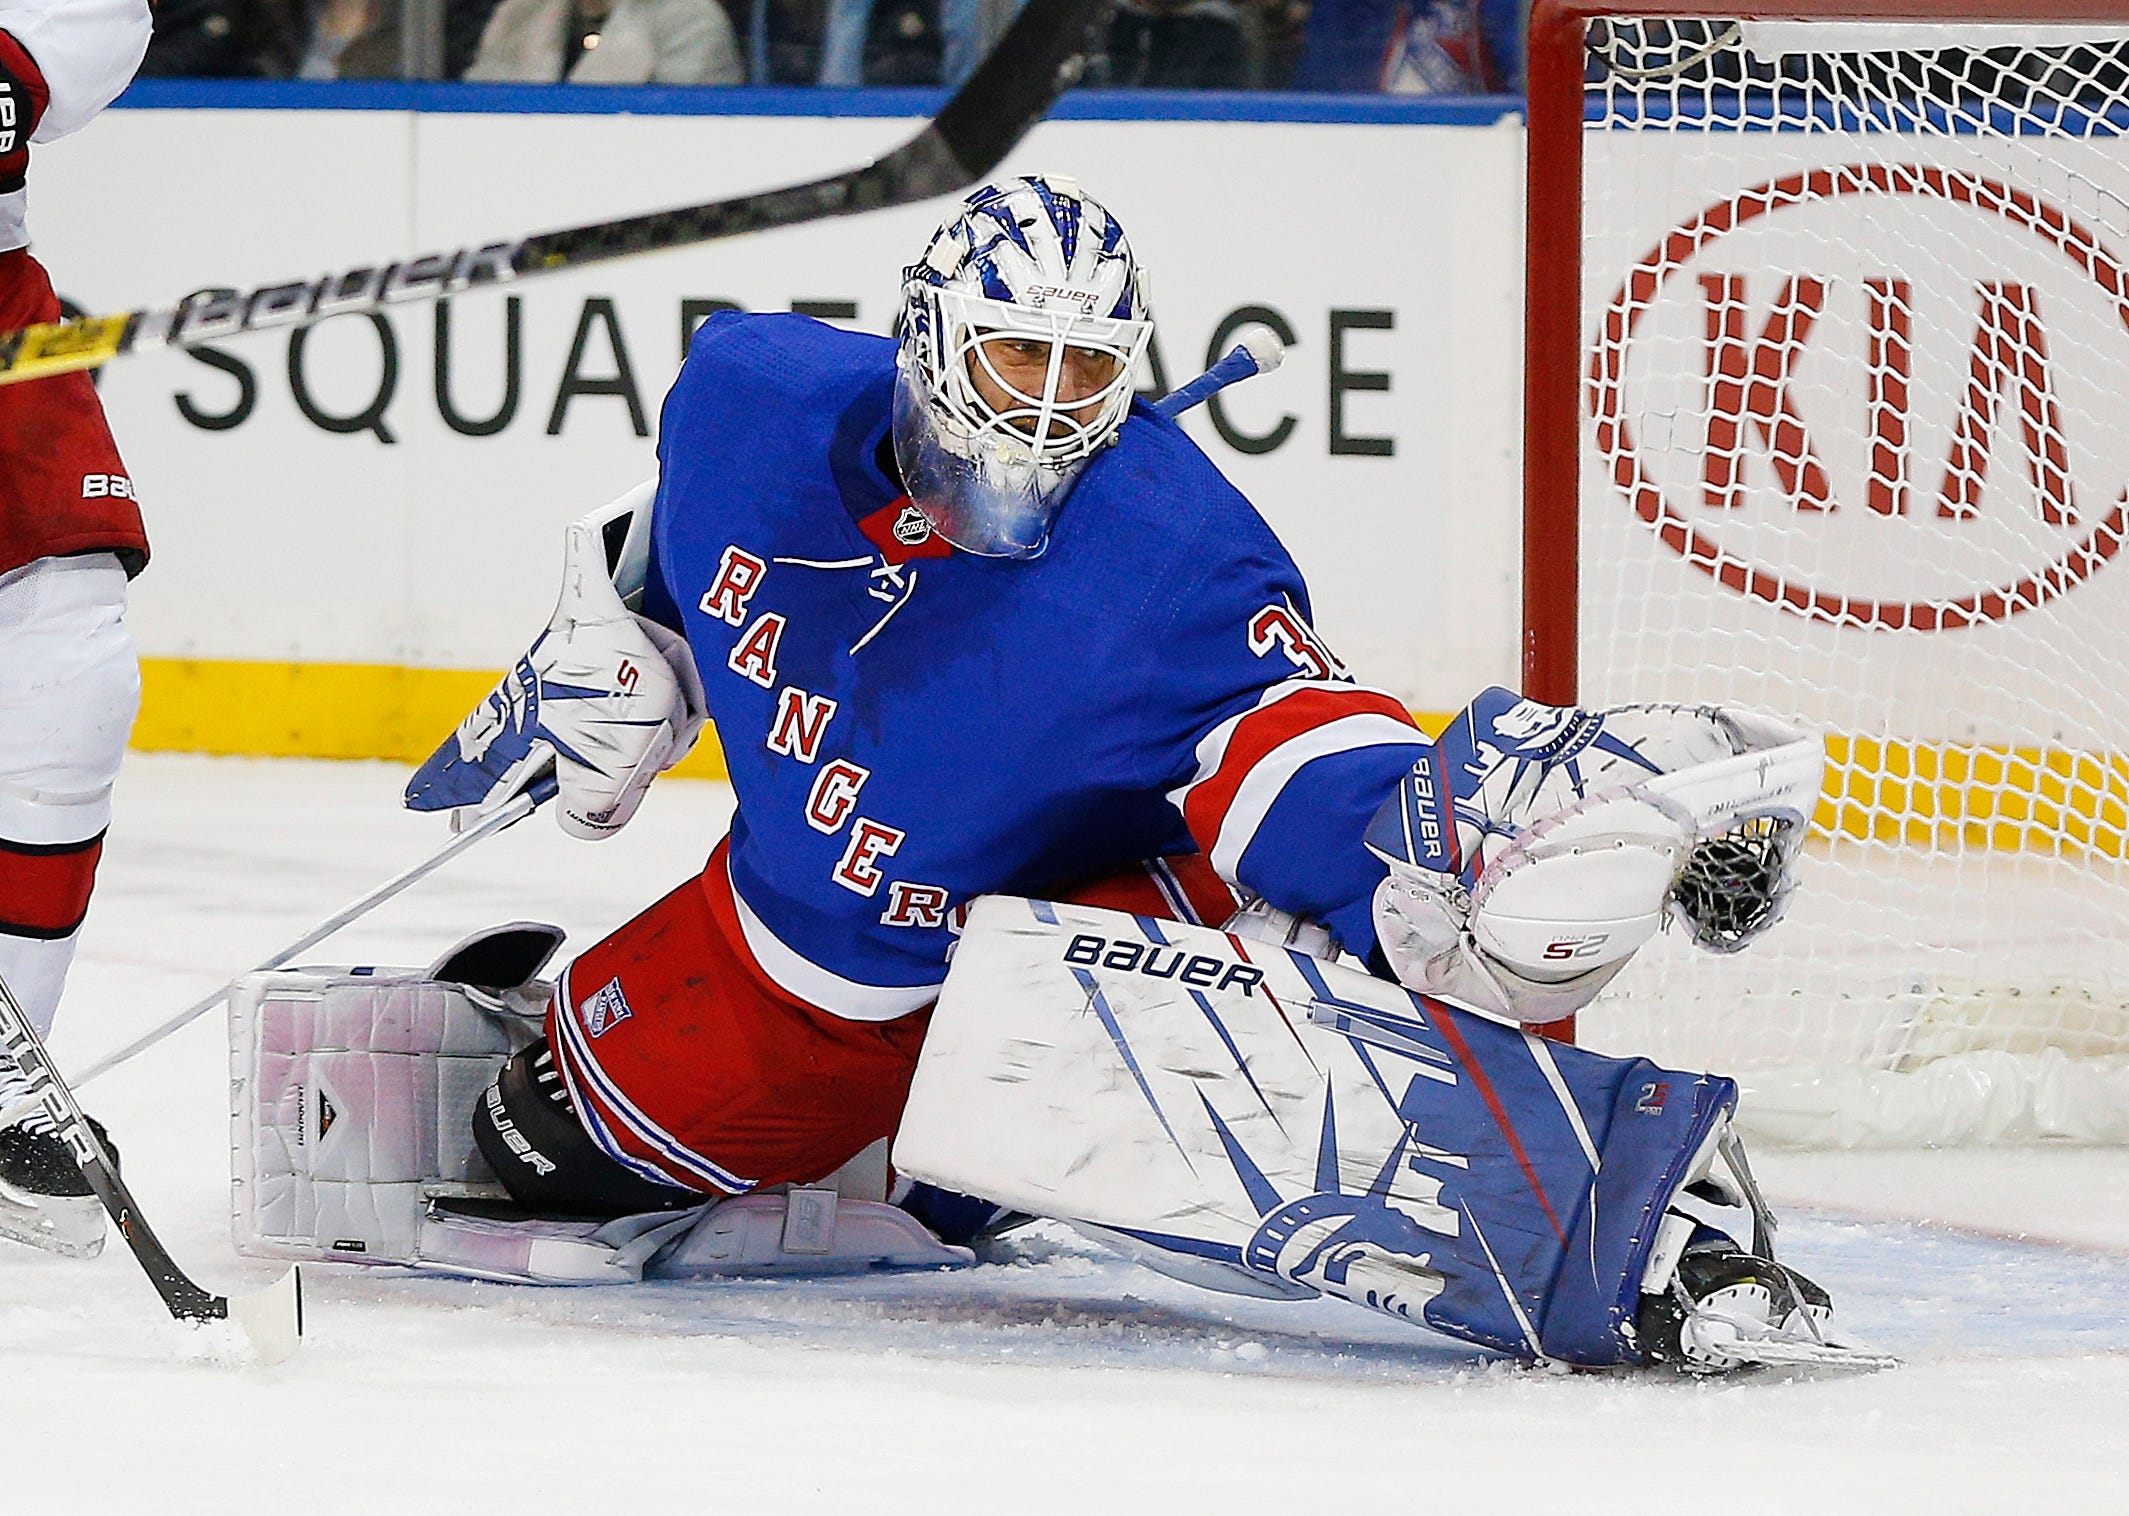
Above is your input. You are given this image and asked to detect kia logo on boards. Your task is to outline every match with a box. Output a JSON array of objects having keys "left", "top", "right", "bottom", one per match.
[{"left": 1592, "top": 163, "right": 2129, "bottom": 630}]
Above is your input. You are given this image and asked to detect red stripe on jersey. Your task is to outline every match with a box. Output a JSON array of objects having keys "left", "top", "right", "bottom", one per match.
[
  {"left": 1182, "top": 686, "right": 1417, "bottom": 847},
  {"left": 0, "top": 832, "right": 104, "bottom": 939}
]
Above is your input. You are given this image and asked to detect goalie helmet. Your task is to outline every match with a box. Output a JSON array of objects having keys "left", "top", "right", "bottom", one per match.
[{"left": 893, "top": 175, "right": 1153, "bottom": 559}]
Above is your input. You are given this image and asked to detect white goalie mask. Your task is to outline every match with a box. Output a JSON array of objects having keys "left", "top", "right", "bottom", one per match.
[{"left": 894, "top": 175, "right": 1153, "bottom": 559}]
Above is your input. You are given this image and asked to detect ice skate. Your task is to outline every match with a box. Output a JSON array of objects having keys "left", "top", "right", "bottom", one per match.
[
  {"left": 0, "top": 1110, "right": 115, "bottom": 1259},
  {"left": 1636, "top": 1234, "right": 1897, "bottom": 1374},
  {"left": 1633, "top": 1127, "right": 1898, "bottom": 1375}
]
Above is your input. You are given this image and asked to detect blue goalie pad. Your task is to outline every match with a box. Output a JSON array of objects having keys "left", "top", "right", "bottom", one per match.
[{"left": 893, "top": 897, "right": 1737, "bottom": 1366}]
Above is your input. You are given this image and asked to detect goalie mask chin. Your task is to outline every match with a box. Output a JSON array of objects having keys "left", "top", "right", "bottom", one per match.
[
  {"left": 892, "top": 175, "right": 1153, "bottom": 560},
  {"left": 890, "top": 353, "right": 1073, "bottom": 559}
]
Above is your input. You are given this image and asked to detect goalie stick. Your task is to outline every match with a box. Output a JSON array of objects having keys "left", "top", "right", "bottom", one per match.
[
  {"left": 0, "top": 775, "right": 564, "bottom": 1120},
  {"left": 0, "top": 968, "right": 303, "bottom": 1361},
  {"left": 1153, "top": 323, "right": 1285, "bottom": 420},
  {"left": 0, "top": 0, "right": 1105, "bottom": 386}
]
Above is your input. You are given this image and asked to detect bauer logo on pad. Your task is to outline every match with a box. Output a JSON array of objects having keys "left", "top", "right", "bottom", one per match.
[{"left": 582, "top": 977, "right": 634, "bottom": 1038}]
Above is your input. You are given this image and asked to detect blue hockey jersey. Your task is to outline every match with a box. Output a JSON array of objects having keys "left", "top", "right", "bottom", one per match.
[{"left": 641, "top": 312, "right": 1427, "bottom": 1020}]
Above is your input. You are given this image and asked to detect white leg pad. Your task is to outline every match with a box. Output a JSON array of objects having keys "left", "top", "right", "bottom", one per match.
[
  {"left": 406, "top": 1191, "right": 972, "bottom": 1286},
  {"left": 415, "top": 1205, "right": 708, "bottom": 1285},
  {"left": 230, "top": 967, "right": 536, "bottom": 1265},
  {"left": 651, "top": 1191, "right": 973, "bottom": 1277}
]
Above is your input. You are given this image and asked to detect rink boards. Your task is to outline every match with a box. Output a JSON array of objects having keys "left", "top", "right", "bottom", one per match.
[{"left": 30, "top": 92, "right": 1527, "bottom": 768}]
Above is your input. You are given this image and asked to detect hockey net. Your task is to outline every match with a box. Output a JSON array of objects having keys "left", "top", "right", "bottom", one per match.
[{"left": 1526, "top": 2, "right": 2129, "bottom": 1144}]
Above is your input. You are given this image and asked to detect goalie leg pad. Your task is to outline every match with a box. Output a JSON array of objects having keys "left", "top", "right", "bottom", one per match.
[
  {"left": 893, "top": 897, "right": 1739, "bottom": 1367},
  {"left": 407, "top": 1188, "right": 974, "bottom": 1285},
  {"left": 230, "top": 926, "right": 563, "bottom": 1265},
  {"left": 654, "top": 1190, "right": 975, "bottom": 1277}
]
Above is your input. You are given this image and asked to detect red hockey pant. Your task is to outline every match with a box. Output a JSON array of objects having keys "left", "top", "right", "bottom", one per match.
[{"left": 543, "top": 840, "right": 1240, "bottom": 1196}]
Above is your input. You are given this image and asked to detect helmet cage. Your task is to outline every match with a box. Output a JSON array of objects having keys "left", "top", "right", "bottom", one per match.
[{"left": 911, "top": 285, "right": 1151, "bottom": 469}]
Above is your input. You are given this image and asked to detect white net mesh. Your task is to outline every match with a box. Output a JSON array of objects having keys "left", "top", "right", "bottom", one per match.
[{"left": 1571, "top": 16, "right": 2129, "bottom": 1141}]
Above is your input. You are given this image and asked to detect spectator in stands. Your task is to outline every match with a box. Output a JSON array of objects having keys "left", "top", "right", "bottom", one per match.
[
  {"left": 1252, "top": 0, "right": 1308, "bottom": 87},
  {"left": 296, "top": 0, "right": 505, "bottom": 79},
  {"left": 1101, "top": 0, "right": 1252, "bottom": 89},
  {"left": 936, "top": 0, "right": 1021, "bottom": 86},
  {"left": 462, "top": 0, "right": 742, "bottom": 83},
  {"left": 747, "top": 0, "right": 825, "bottom": 81},
  {"left": 816, "top": 0, "right": 941, "bottom": 84},
  {"left": 1296, "top": 0, "right": 1520, "bottom": 93},
  {"left": 788, "top": 0, "right": 1028, "bottom": 88},
  {"left": 138, "top": 0, "right": 301, "bottom": 76}
]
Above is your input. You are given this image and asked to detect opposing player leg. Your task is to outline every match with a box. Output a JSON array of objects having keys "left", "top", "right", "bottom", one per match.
[
  {"left": 0, "top": 245, "right": 149, "bottom": 1257},
  {"left": 0, "top": 553, "right": 140, "bottom": 1257}
]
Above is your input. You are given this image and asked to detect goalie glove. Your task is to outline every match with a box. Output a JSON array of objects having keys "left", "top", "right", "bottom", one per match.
[
  {"left": 1364, "top": 687, "right": 1821, "bottom": 1024},
  {"left": 405, "top": 492, "right": 706, "bottom": 840}
]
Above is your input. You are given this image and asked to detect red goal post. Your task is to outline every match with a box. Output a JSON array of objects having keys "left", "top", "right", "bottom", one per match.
[{"left": 1523, "top": 2, "right": 2129, "bottom": 1144}]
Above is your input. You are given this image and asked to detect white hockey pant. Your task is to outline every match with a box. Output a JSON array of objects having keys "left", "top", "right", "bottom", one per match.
[{"left": 0, "top": 554, "right": 137, "bottom": 1052}]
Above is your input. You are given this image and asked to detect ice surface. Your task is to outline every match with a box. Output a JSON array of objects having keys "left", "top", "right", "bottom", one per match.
[{"left": 5, "top": 756, "right": 2127, "bottom": 1512}]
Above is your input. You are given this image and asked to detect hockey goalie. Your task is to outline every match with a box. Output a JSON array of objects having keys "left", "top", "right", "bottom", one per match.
[{"left": 229, "top": 175, "right": 1890, "bottom": 1373}]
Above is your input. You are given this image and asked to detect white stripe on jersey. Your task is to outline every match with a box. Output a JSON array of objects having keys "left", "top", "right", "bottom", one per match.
[
  {"left": 1167, "top": 679, "right": 1361, "bottom": 812},
  {"left": 727, "top": 857, "right": 942, "bottom": 1023},
  {"left": 1202, "top": 713, "right": 1429, "bottom": 878}
]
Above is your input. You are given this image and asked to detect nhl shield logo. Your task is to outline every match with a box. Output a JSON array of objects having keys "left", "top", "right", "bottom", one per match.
[
  {"left": 582, "top": 976, "right": 634, "bottom": 1038},
  {"left": 893, "top": 503, "right": 933, "bottom": 545}
]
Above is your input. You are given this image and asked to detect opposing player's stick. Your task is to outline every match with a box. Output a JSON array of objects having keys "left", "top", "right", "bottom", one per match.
[
  {"left": 0, "top": 0, "right": 1104, "bottom": 387},
  {"left": 0, "top": 969, "right": 303, "bottom": 1360},
  {"left": 1154, "top": 323, "right": 1286, "bottom": 420}
]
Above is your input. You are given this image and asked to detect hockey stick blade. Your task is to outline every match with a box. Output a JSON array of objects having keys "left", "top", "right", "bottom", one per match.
[
  {"left": 226, "top": 1265, "right": 305, "bottom": 1366},
  {"left": 0, "top": 0, "right": 1102, "bottom": 387},
  {"left": 0, "top": 970, "right": 304, "bottom": 1362}
]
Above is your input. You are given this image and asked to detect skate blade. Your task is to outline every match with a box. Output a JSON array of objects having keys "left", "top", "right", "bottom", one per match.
[
  {"left": 227, "top": 1266, "right": 304, "bottom": 1366},
  {"left": 1721, "top": 1335, "right": 1902, "bottom": 1373},
  {"left": 0, "top": 1188, "right": 105, "bottom": 1259},
  {"left": 1688, "top": 1314, "right": 1901, "bottom": 1373}
]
